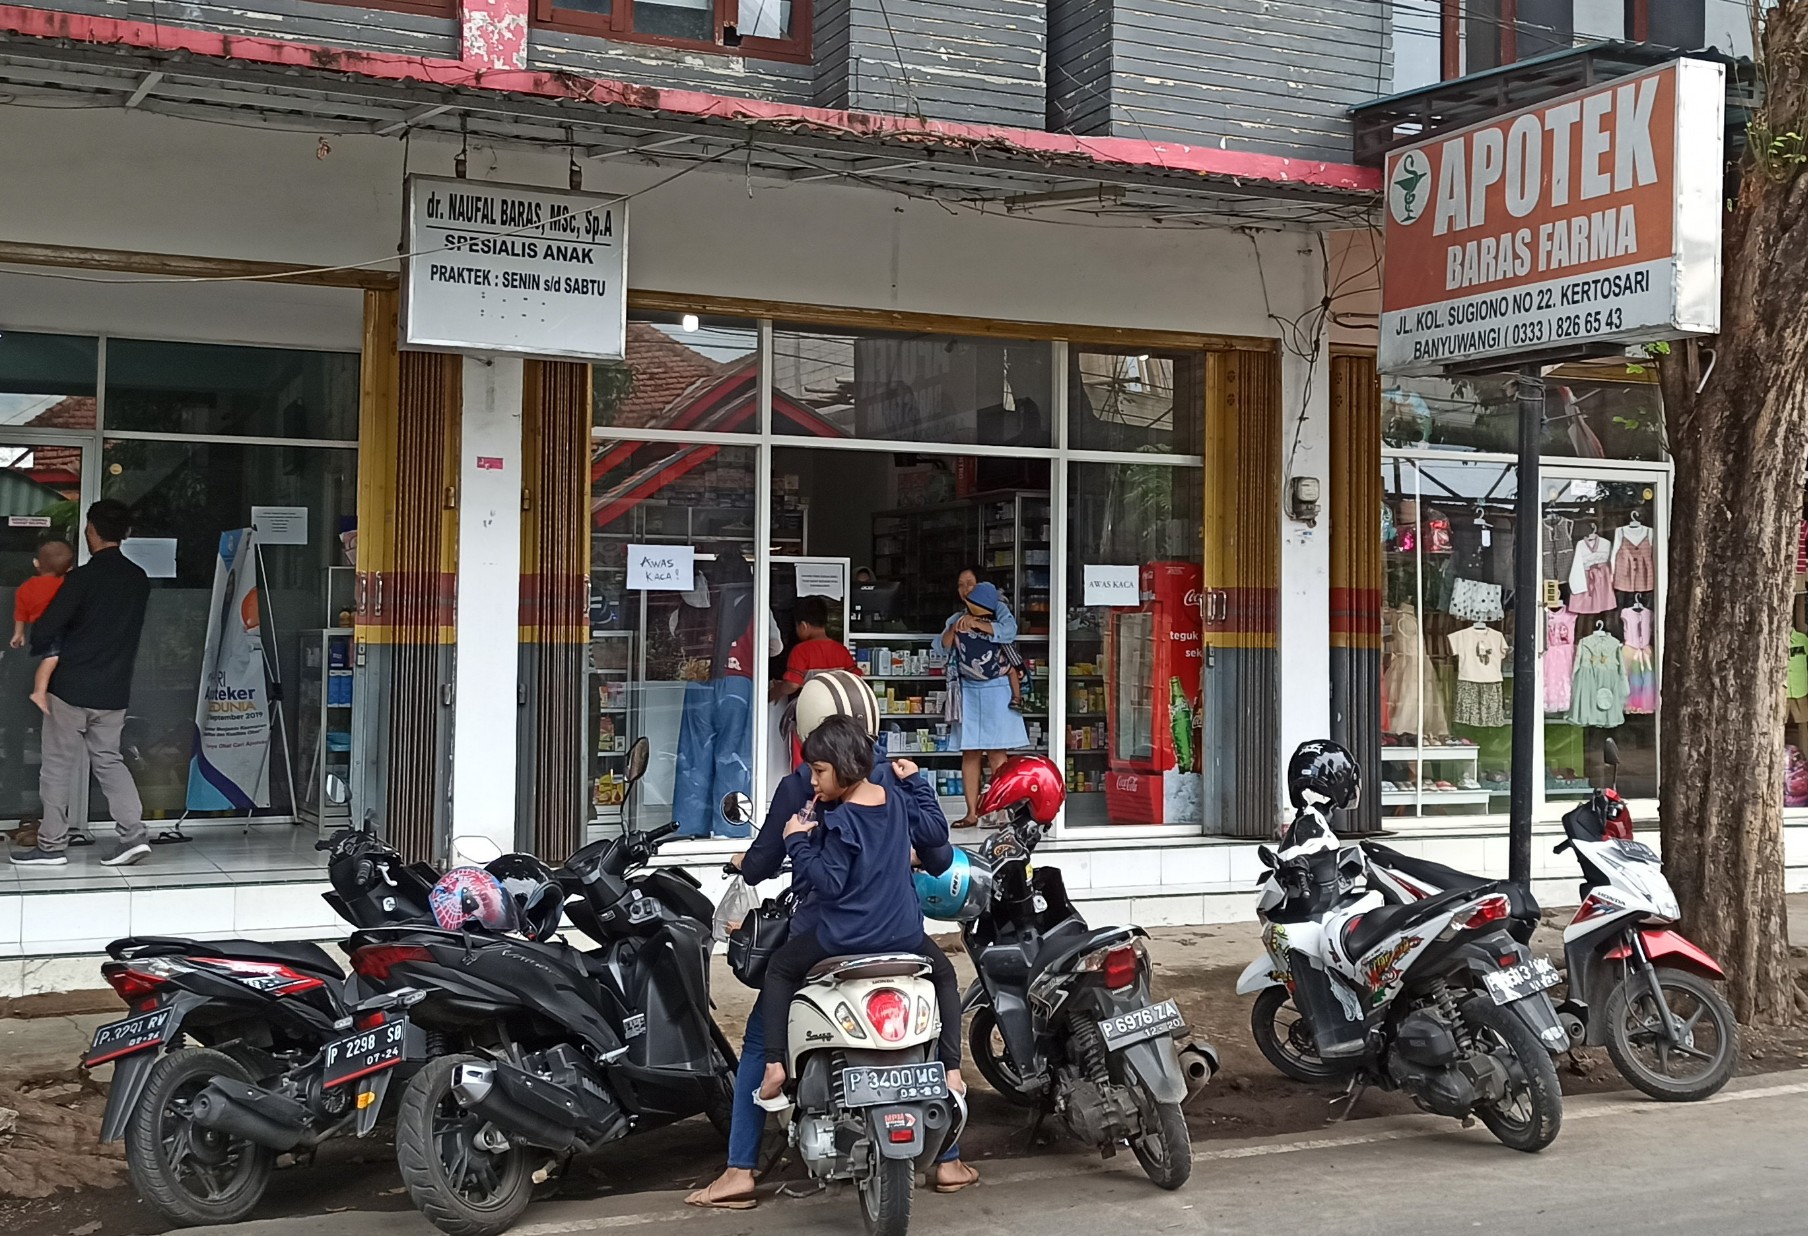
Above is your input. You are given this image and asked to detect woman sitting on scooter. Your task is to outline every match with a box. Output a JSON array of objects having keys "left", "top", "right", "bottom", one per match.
[{"left": 685, "top": 675, "right": 977, "bottom": 1209}]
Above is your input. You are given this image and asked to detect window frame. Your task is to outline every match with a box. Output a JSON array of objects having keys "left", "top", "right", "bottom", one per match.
[
  {"left": 1439, "top": 0, "right": 1709, "bottom": 79},
  {"left": 530, "top": 0, "right": 812, "bottom": 64}
]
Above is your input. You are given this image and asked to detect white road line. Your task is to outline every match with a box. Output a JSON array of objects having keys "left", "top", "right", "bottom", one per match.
[{"left": 505, "top": 1074, "right": 1808, "bottom": 1236}]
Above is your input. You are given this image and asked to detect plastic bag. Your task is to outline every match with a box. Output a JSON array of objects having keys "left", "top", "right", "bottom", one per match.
[{"left": 713, "top": 874, "right": 760, "bottom": 943}]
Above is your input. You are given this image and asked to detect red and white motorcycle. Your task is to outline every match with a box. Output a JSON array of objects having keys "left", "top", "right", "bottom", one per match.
[{"left": 1354, "top": 790, "right": 1738, "bottom": 1102}]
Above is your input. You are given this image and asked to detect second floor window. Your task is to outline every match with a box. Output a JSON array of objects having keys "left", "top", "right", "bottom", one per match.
[
  {"left": 1438, "top": 1, "right": 1707, "bottom": 79},
  {"left": 533, "top": 0, "right": 809, "bottom": 61}
]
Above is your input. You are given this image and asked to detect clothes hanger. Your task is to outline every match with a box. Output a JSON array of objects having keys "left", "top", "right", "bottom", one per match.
[
  {"left": 1633, "top": 593, "right": 1647, "bottom": 612},
  {"left": 1595, "top": 618, "right": 1607, "bottom": 633}
]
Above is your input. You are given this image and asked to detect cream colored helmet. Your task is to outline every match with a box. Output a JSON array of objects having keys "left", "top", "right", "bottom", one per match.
[{"left": 795, "top": 669, "right": 881, "bottom": 742}]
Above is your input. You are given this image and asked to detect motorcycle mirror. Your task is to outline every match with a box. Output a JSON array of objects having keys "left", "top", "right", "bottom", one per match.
[
  {"left": 324, "top": 774, "right": 350, "bottom": 806},
  {"left": 1602, "top": 737, "right": 1620, "bottom": 768},
  {"left": 1257, "top": 845, "right": 1277, "bottom": 869},
  {"left": 721, "top": 792, "right": 754, "bottom": 827},
  {"left": 450, "top": 835, "right": 503, "bottom": 867},
  {"left": 625, "top": 736, "right": 651, "bottom": 785}
]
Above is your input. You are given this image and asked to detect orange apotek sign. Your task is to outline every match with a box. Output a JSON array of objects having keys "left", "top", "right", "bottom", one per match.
[{"left": 1380, "top": 59, "right": 1724, "bottom": 375}]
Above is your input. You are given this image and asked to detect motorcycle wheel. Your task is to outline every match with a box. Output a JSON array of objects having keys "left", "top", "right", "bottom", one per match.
[
  {"left": 967, "top": 1006, "right": 1040, "bottom": 1108},
  {"left": 857, "top": 1156, "right": 914, "bottom": 1236},
  {"left": 1604, "top": 967, "right": 1739, "bottom": 1102},
  {"left": 1463, "top": 998, "right": 1563, "bottom": 1153},
  {"left": 396, "top": 1054, "right": 535, "bottom": 1236},
  {"left": 1128, "top": 1081, "right": 1191, "bottom": 1191},
  {"left": 1251, "top": 986, "right": 1351, "bottom": 1084},
  {"left": 125, "top": 1048, "right": 274, "bottom": 1228}
]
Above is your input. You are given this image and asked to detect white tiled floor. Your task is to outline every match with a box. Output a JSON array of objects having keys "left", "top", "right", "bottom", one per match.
[{"left": 0, "top": 820, "right": 326, "bottom": 892}]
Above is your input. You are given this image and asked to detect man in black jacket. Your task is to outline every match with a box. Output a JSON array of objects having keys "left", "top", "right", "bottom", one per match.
[{"left": 10, "top": 500, "right": 152, "bottom": 868}]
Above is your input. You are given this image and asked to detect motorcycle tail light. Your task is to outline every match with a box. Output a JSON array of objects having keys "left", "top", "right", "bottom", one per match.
[
  {"left": 355, "top": 1011, "right": 388, "bottom": 1031},
  {"left": 1454, "top": 894, "right": 1511, "bottom": 931},
  {"left": 105, "top": 958, "right": 186, "bottom": 1001},
  {"left": 352, "top": 943, "right": 433, "bottom": 980},
  {"left": 865, "top": 989, "right": 911, "bottom": 1043},
  {"left": 1102, "top": 945, "right": 1141, "bottom": 990}
]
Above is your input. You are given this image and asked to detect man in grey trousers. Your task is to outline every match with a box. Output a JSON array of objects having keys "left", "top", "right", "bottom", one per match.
[{"left": 10, "top": 499, "right": 153, "bottom": 868}]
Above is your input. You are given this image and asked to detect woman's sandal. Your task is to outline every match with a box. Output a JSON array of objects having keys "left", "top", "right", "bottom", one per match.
[
  {"left": 932, "top": 1162, "right": 981, "bottom": 1194},
  {"left": 684, "top": 1179, "right": 759, "bottom": 1211}
]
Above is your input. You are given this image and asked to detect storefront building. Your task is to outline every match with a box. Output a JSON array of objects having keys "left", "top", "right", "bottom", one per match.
[{"left": 0, "top": 3, "right": 1380, "bottom": 986}]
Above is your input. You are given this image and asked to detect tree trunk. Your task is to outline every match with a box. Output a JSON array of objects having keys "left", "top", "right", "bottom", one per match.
[{"left": 1657, "top": 4, "right": 1808, "bottom": 1026}]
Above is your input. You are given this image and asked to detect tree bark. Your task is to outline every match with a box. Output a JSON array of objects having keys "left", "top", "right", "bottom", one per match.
[{"left": 1658, "top": 5, "right": 1808, "bottom": 1026}]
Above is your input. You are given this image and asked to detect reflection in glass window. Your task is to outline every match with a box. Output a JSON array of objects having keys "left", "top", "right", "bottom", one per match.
[
  {"left": 594, "top": 315, "right": 759, "bottom": 433},
  {"left": 1069, "top": 349, "right": 1203, "bottom": 453},
  {"left": 1384, "top": 368, "right": 1665, "bottom": 460},
  {"left": 770, "top": 328, "right": 1053, "bottom": 447},
  {"left": 634, "top": 0, "right": 711, "bottom": 39},
  {"left": 1065, "top": 461, "right": 1203, "bottom": 826},
  {"left": 0, "top": 331, "right": 98, "bottom": 434},
  {"left": 101, "top": 438, "right": 356, "bottom": 819},
  {"left": 106, "top": 340, "right": 358, "bottom": 440},
  {"left": 590, "top": 441, "right": 760, "bottom": 842}
]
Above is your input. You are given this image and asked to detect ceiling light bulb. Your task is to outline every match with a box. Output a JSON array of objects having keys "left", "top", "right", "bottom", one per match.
[{"left": 681, "top": 314, "right": 700, "bottom": 332}]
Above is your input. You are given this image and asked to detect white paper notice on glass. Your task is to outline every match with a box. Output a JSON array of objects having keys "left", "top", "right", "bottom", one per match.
[
  {"left": 1083, "top": 564, "right": 1141, "bottom": 607},
  {"left": 627, "top": 544, "right": 695, "bottom": 592},
  {"left": 121, "top": 537, "right": 179, "bottom": 580},
  {"left": 794, "top": 562, "right": 846, "bottom": 600},
  {"left": 251, "top": 506, "right": 309, "bottom": 546}
]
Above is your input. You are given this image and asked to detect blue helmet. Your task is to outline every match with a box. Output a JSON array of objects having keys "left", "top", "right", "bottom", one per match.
[{"left": 914, "top": 849, "right": 994, "bottom": 922}]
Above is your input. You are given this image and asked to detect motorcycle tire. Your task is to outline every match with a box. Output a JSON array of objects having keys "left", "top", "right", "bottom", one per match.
[
  {"left": 857, "top": 1155, "right": 914, "bottom": 1236},
  {"left": 1250, "top": 986, "right": 1352, "bottom": 1084},
  {"left": 1462, "top": 997, "right": 1563, "bottom": 1153},
  {"left": 1603, "top": 967, "right": 1739, "bottom": 1102},
  {"left": 967, "top": 1006, "right": 1040, "bottom": 1108},
  {"left": 1128, "top": 1081, "right": 1192, "bottom": 1191},
  {"left": 125, "top": 1048, "right": 275, "bottom": 1228},
  {"left": 396, "top": 1054, "right": 535, "bottom": 1236}
]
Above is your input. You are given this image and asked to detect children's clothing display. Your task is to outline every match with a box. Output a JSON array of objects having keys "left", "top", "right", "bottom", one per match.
[
  {"left": 1382, "top": 604, "right": 1450, "bottom": 739},
  {"left": 1566, "top": 534, "right": 1617, "bottom": 614},
  {"left": 1788, "top": 745, "right": 1808, "bottom": 809},
  {"left": 1447, "top": 625, "right": 1509, "bottom": 729},
  {"left": 1611, "top": 523, "right": 1656, "bottom": 593},
  {"left": 1544, "top": 610, "right": 1577, "bottom": 713},
  {"left": 1789, "top": 629, "right": 1808, "bottom": 726},
  {"left": 1621, "top": 606, "right": 1657, "bottom": 715},
  {"left": 1568, "top": 627, "right": 1630, "bottom": 728},
  {"left": 1447, "top": 578, "right": 1505, "bottom": 622},
  {"left": 1542, "top": 515, "right": 1575, "bottom": 583}
]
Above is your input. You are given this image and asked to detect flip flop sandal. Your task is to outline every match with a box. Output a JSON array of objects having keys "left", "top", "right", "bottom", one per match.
[
  {"left": 752, "top": 1089, "right": 793, "bottom": 1115},
  {"left": 933, "top": 1163, "right": 981, "bottom": 1194},
  {"left": 684, "top": 1184, "right": 759, "bottom": 1211}
]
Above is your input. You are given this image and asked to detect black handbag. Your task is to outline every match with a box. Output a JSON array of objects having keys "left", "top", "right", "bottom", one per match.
[{"left": 727, "top": 893, "right": 793, "bottom": 989}]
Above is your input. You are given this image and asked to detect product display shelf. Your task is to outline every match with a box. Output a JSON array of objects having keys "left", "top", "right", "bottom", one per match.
[{"left": 298, "top": 628, "right": 354, "bottom": 830}]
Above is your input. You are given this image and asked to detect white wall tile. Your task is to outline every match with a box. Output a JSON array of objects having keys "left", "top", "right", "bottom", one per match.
[
  {"left": 1159, "top": 847, "right": 1230, "bottom": 888},
  {"left": 0, "top": 893, "right": 20, "bottom": 948},
  {"left": 1056, "top": 852, "right": 1093, "bottom": 891},
  {"left": 1225, "top": 845, "right": 1267, "bottom": 888},
  {"left": 21, "top": 890, "right": 129, "bottom": 951},
  {"left": 1073, "top": 897, "right": 1131, "bottom": 924},
  {"left": 234, "top": 883, "right": 339, "bottom": 934},
  {"left": 1130, "top": 895, "right": 1207, "bottom": 928},
  {"left": 132, "top": 886, "right": 235, "bottom": 938},
  {"left": 1088, "top": 850, "right": 1163, "bottom": 890},
  {"left": 20, "top": 954, "right": 104, "bottom": 996},
  {"left": 1199, "top": 891, "right": 1251, "bottom": 926}
]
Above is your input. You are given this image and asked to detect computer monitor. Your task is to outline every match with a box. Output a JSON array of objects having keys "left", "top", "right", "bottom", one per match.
[{"left": 850, "top": 581, "right": 903, "bottom": 629}]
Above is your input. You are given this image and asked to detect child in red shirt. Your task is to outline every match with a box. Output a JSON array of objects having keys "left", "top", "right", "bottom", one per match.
[
  {"left": 11, "top": 539, "right": 75, "bottom": 715},
  {"left": 771, "top": 595, "right": 859, "bottom": 764}
]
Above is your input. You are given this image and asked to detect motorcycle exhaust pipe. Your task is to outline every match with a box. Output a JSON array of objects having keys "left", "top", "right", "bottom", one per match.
[
  {"left": 1177, "top": 1043, "right": 1219, "bottom": 1101},
  {"left": 189, "top": 1080, "right": 313, "bottom": 1152},
  {"left": 450, "top": 1061, "right": 586, "bottom": 1155}
]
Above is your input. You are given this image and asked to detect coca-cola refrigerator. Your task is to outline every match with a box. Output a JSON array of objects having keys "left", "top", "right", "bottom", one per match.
[{"left": 1103, "top": 562, "right": 1204, "bottom": 825}]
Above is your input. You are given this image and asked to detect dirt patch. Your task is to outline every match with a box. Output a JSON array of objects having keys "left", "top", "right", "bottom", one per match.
[
  {"left": 1, "top": 992, "right": 120, "bottom": 1021},
  {"left": 0, "top": 1071, "right": 126, "bottom": 1203}
]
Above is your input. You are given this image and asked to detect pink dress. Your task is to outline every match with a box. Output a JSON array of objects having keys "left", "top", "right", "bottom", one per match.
[
  {"left": 1567, "top": 535, "right": 1618, "bottom": 614},
  {"left": 1544, "top": 610, "right": 1577, "bottom": 713},
  {"left": 1622, "top": 606, "right": 1657, "bottom": 714}
]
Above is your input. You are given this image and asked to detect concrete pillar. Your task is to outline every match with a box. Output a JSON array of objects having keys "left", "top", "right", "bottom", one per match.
[{"left": 450, "top": 354, "right": 523, "bottom": 860}]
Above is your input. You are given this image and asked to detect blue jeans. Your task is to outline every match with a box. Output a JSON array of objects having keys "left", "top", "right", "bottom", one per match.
[
  {"left": 674, "top": 677, "right": 754, "bottom": 838},
  {"left": 727, "top": 1007, "right": 960, "bottom": 1170}
]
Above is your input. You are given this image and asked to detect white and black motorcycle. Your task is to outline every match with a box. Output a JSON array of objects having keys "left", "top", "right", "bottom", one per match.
[{"left": 1238, "top": 744, "right": 1567, "bottom": 1152}]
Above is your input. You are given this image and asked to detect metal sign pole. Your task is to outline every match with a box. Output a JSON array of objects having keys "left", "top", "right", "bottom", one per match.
[{"left": 1509, "top": 368, "right": 1544, "bottom": 888}]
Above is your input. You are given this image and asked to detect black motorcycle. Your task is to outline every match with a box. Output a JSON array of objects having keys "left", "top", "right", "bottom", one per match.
[
  {"left": 957, "top": 791, "right": 1217, "bottom": 1191},
  {"left": 83, "top": 785, "right": 437, "bottom": 1226},
  {"left": 354, "top": 740, "right": 737, "bottom": 1236}
]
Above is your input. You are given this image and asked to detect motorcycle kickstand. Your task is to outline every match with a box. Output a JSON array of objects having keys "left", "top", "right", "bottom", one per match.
[
  {"left": 1019, "top": 1103, "right": 1051, "bottom": 1150},
  {"left": 1327, "top": 1074, "right": 1368, "bottom": 1123},
  {"left": 776, "top": 1179, "right": 827, "bottom": 1199}
]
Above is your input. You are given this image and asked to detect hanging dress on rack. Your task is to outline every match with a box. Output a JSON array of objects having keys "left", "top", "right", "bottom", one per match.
[
  {"left": 1567, "top": 534, "right": 1617, "bottom": 614},
  {"left": 1611, "top": 524, "right": 1657, "bottom": 594},
  {"left": 1544, "top": 610, "right": 1578, "bottom": 713},
  {"left": 1381, "top": 604, "right": 1450, "bottom": 740},
  {"left": 1622, "top": 606, "right": 1658, "bottom": 714}
]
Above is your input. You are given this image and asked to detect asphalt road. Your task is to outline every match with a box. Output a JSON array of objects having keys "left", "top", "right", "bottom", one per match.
[{"left": 174, "top": 1069, "right": 1808, "bottom": 1236}]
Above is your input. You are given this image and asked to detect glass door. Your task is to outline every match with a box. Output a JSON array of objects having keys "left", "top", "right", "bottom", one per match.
[
  {"left": 1539, "top": 469, "right": 1665, "bottom": 806},
  {"left": 0, "top": 436, "right": 89, "bottom": 826}
]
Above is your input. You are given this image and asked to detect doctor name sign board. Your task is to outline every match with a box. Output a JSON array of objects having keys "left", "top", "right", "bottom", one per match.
[
  {"left": 1380, "top": 59, "right": 1724, "bottom": 375},
  {"left": 403, "top": 175, "right": 628, "bottom": 362}
]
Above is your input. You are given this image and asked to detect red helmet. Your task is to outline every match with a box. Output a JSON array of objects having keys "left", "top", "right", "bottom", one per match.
[{"left": 979, "top": 754, "right": 1065, "bottom": 824}]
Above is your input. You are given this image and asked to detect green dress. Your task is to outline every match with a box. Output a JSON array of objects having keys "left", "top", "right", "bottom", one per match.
[{"left": 1567, "top": 630, "right": 1629, "bottom": 728}]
